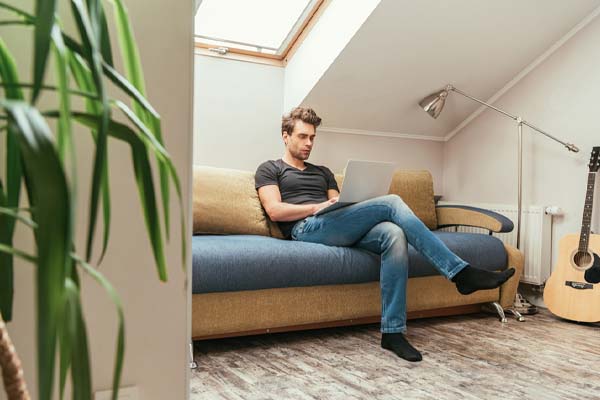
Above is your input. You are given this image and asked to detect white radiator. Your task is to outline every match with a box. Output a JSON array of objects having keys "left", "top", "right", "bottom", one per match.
[{"left": 437, "top": 202, "right": 553, "bottom": 285}]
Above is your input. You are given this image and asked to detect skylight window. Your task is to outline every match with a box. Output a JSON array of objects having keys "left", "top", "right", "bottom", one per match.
[{"left": 195, "top": 0, "right": 321, "bottom": 58}]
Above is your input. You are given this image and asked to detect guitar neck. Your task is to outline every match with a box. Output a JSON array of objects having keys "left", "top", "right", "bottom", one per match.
[{"left": 579, "top": 171, "right": 596, "bottom": 252}]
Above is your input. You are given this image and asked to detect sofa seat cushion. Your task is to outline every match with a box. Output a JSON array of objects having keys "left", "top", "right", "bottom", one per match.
[{"left": 192, "top": 232, "right": 508, "bottom": 294}]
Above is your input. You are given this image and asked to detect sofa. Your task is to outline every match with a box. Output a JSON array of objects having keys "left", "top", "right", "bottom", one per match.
[{"left": 191, "top": 165, "right": 523, "bottom": 340}]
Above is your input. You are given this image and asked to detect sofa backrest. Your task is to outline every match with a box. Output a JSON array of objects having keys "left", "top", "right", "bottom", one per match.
[
  {"left": 193, "top": 165, "right": 437, "bottom": 237},
  {"left": 388, "top": 170, "right": 437, "bottom": 229},
  {"left": 193, "top": 166, "right": 273, "bottom": 236}
]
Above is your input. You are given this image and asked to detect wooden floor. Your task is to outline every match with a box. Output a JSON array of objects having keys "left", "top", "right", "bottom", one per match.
[{"left": 191, "top": 309, "right": 600, "bottom": 399}]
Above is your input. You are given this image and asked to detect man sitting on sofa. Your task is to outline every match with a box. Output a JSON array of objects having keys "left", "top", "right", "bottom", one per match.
[{"left": 255, "top": 107, "right": 515, "bottom": 362}]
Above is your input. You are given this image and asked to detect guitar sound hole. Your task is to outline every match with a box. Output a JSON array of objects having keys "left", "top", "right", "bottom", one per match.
[{"left": 573, "top": 251, "right": 592, "bottom": 267}]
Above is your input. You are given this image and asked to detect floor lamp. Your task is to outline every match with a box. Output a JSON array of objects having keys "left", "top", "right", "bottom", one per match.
[{"left": 419, "top": 84, "right": 579, "bottom": 250}]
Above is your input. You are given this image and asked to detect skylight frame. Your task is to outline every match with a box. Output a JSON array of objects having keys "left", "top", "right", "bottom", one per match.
[{"left": 194, "top": 0, "right": 325, "bottom": 61}]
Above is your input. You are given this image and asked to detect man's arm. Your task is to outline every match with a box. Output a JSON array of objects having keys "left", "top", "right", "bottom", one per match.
[
  {"left": 327, "top": 189, "right": 340, "bottom": 200},
  {"left": 258, "top": 185, "right": 337, "bottom": 222}
]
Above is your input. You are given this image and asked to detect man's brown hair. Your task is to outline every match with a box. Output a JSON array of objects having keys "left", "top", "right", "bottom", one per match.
[{"left": 281, "top": 107, "right": 322, "bottom": 135}]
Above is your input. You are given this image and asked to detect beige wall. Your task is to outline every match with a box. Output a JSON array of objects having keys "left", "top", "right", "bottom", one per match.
[
  {"left": 1, "top": 1, "right": 193, "bottom": 399},
  {"left": 443, "top": 14, "right": 600, "bottom": 271}
]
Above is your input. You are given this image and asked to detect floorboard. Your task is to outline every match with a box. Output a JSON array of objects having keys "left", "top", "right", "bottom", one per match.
[{"left": 191, "top": 309, "right": 600, "bottom": 399}]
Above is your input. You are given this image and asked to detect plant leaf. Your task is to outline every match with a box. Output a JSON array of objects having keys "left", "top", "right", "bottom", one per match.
[
  {"left": 0, "top": 19, "right": 31, "bottom": 26},
  {"left": 86, "top": 0, "right": 113, "bottom": 67},
  {"left": 0, "top": 2, "right": 34, "bottom": 23},
  {"left": 32, "top": 0, "right": 57, "bottom": 103},
  {"left": 45, "top": 110, "right": 168, "bottom": 280},
  {"left": 68, "top": 52, "right": 98, "bottom": 105},
  {"left": 51, "top": 25, "right": 76, "bottom": 203},
  {"left": 0, "top": 38, "right": 24, "bottom": 322},
  {"left": 1, "top": 101, "right": 72, "bottom": 400},
  {"left": 102, "top": 62, "right": 159, "bottom": 118},
  {"left": 113, "top": 100, "right": 170, "bottom": 159},
  {"left": 0, "top": 243, "right": 37, "bottom": 263},
  {"left": 58, "top": 295, "right": 72, "bottom": 400},
  {"left": 109, "top": 0, "right": 172, "bottom": 240},
  {"left": 73, "top": 254, "right": 124, "bottom": 400},
  {"left": 0, "top": 206, "right": 37, "bottom": 228},
  {"left": 0, "top": 82, "right": 98, "bottom": 99},
  {"left": 109, "top": 0, "right": 146, "bottom": 94},
  {"left": 58, "top": 250, "right": 78, "bottom": 400},
  {"left": 112, "top": 101, "right": 185, "bottom": 262},
  {"left": 62, "top": 33, "right": 159, "bottom": 118},
  {"left": 72, "top": 113, "right": 167, "bottom": 280},
  {"left": 114, "top": 101, "right": 186, "bottom": 261},
  {"left": 64, "top": 278, "right": 92, "bottom": 400},
  {"left": 70, "top": 0, "right": 110, "bottom": 263},
  {"left": 67, "top": 50, "right": 112, "bottom": 264}
]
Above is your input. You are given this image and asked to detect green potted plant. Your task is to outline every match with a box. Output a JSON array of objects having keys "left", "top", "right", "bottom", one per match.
[{"left": 0, "top": 1, "right": 185, "bottom": 399}]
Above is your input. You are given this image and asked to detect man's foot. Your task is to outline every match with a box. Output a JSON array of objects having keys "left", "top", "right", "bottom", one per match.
[
  {"left": 452, "top": 266, "right": 515, "bottom": 295},
  {"left": 381, "top": 333, "right": 422, "bottom": 362}
]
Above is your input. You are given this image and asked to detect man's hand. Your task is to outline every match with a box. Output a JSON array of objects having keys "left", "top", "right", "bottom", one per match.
[{"left": 312, "top": 197, "right": 338, "bottom": 215}]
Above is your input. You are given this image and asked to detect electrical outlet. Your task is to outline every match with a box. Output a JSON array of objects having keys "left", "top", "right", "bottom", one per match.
[{"left": 94, "top": 386, "right": 139, "bottom": 400}]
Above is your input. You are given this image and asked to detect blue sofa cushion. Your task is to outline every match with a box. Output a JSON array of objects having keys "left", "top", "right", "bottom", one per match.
[{"left": 192, "top": 231, "right": 508, "bottom": 294}]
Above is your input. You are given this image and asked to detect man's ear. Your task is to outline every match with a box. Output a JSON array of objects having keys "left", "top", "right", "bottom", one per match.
[{"left": 282, "top": 132, "right": 289, "bottom": 145}]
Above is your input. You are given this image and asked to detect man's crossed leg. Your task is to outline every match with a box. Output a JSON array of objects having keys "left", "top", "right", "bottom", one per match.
[{"left": 291, "top": 194, "right": 515, "bottom": 362}]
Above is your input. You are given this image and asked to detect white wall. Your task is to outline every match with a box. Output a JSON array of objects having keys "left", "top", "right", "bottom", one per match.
[
  {"left": 194, "top": 55, "right": 444, "bottom": 190},
  {"left": 283, "top": 0, "right": 381, "bottom": 111},
  {"left": 443, "top": 13, "right": 600, "bottom": 273},
  {"left": 311, "top": 132, "right": 444, "bottom": 194},
  {"left": 193, "top": 54, "right": 285, "bottom": 171},
  {"left": 1, "top": 1, "right": 193, "bottom": 399}
]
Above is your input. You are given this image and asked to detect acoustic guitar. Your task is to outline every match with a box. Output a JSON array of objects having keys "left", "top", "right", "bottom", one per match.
[{"left": 544, "top": 146, "right": 600, "bottom": 322}]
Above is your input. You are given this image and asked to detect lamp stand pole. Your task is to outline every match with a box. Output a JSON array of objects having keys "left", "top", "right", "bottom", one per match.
[
  {"left": 447, "top": 85, "right": 579, "bottom": 250},
  {"left": 420, "top": 84, "right": 580, "bottom": 318},
  {"left": 517, "top": 118, "right": 523, "bottom": 250}
]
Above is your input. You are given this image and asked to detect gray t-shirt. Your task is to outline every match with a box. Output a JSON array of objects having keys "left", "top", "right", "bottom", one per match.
[{"left": 255, "top": 159, "right": 339, "bottom": 239}]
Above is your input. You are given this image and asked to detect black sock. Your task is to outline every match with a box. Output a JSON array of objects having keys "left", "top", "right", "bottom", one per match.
[
  {"left": 381, "top": 333, "right": 422, "bottom": 362},
  {"left": 452, "top": 265, "right": 515, "bottom": 295}
]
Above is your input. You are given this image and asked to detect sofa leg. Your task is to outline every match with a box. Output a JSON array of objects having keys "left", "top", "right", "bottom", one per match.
[
  {"left": 489, "top": 302, "right": 508, "bottom": 323},
  {"left": 190, "top": 342, "right": 198, "bottom": 370}
]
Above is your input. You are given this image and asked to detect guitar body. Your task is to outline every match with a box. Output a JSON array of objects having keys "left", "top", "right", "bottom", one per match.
[{"left": 544, "top": 233, "right": 600, "bottom": 322}]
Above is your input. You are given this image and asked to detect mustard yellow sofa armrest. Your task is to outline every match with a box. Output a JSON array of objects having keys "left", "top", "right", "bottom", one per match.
[{"left": 435, "top": 205, "right": 514, "bottom": 233}]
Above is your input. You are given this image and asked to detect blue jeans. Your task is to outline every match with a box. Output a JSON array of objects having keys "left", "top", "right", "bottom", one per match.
[{"left": 291, "top": 194, "right": 468, "bottom": 334}]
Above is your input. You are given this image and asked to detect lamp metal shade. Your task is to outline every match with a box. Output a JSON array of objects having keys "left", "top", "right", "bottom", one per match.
[{"left": 419, "top": 88, "right": 449, "bottom": 119}]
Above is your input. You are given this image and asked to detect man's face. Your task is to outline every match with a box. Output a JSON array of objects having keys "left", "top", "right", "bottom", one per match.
[{"left": 283, "top": 120, "right": 316, "bottom": 161}]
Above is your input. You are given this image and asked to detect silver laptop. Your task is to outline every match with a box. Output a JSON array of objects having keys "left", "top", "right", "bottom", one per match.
[{"left": 314, "top": 159, "right": 397, "bottom": 215}]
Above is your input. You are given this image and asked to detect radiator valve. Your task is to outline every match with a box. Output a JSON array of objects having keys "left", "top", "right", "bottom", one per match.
[{"left": 544, "top": 206, "right": 563, "bottom": 216}]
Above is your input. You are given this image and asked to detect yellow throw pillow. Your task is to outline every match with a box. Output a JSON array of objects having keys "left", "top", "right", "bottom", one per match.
[{"left": 193, "top": 166, "right": 271, "bottom": 236}]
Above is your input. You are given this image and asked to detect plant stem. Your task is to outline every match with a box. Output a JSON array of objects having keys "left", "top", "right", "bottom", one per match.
[{"left": 0, "top": 313, "right": 31, "bottom": 400}]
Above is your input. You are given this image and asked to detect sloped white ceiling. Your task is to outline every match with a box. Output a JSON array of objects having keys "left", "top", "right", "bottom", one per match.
[{"left": 301, "top": 0, "right": 600, "bottom": 138}]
